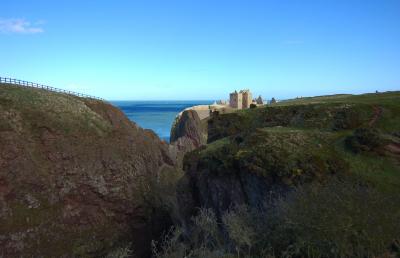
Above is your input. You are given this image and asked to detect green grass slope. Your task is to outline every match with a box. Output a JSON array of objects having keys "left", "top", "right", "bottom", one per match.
[
  {"left": 168, "top": 91, "right": 400, "bottom": 258},
  {"left": 0, "top": 83, "right": 112, "bottom": 135},
  {"left": 205, "top": 91, "right": 400, "bottom": 192}
]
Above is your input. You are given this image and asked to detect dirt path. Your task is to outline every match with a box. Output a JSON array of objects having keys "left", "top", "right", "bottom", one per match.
[
  {"left": 386, "top": 143, "right": 400, "bottom": 154},
  {"left": 368, "top": 105, "right": 383, "bottom": 127}
]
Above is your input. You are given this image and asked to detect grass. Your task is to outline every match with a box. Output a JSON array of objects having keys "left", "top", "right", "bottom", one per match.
[
  {"left": 272, "top": 91, "right": 400, "bottom": 106},
  {"left": 155, "top": 181, "right": 400, "bottom": 258},
  {"left": 270, "top": 91, "right": 400, "bottom": 132},
  {"left": 203, "top": 90, "right": 400, "bottom": 189},
  {"left": 331, "top": 128, "right": 400, "bottom": 193},
  {"left": 199, "top": 137, "right": 230, "bottom": 156},
  {"left": 158, "top": 91, "right": 400, "bottom": 258},
  {"left": 0, "top": 83, "right": 111, "bottom": 136},
  {"left": 208, "top": 102, "right": 376, "bottom": 143},
  {"left": 0, "top": 197, "right": 61, "bottom": 232},
  {"left": 191, "top": 126, "right": 349, "bottom": 185}
]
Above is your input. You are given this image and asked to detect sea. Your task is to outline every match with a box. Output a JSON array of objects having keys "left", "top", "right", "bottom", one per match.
[{"left": 111, "top": 100, "right": 213, "bottom": 142}]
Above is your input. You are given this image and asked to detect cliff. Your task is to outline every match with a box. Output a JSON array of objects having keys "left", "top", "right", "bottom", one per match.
[
  {"left": 0, "top": 84, "right": 175, "bottom": 257},
  {"left": 2, "top": 83, "right": 400, "bottom": 257},
  {"left": 168, "top": 92, "right": 400, "bottom": 257},
  {"left": 169, "top": 109, "right": 208, "bottom": 165},
  {"left": 180, "top": 92, "right": 400, "bottom": 214}
]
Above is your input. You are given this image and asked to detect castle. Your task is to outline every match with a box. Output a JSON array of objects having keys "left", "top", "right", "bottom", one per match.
[
  {"left": 229, "top": 89, "right": 253, "bottom": 109},
  {"left": 213, "top": 89, "right": 265, "bottom": 110}
]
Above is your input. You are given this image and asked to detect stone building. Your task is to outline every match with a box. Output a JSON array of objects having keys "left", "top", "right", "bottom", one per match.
[
  {"left": 241, "top": 90, "right": 252, "bottom": 109},
  {"left": 256, "top": 95, "right": 264, "bottom": 104},
  {"left": 229, "top": 89, "right": 252, "bottom": 109},
  {"left": 229, "top": 90, "right": 243, "bottom": 109}
]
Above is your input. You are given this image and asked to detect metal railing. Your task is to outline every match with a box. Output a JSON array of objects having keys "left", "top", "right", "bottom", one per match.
[{"left": 0, "top": 77, "right": 105, "bottom": 101}]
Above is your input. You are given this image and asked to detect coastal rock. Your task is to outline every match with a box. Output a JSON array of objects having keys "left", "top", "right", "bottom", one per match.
[
  {"left": 177, "top": 93, "right": 400, "bottom": 224},
  {"left": 171, "top": 110, "right": 204, "bottom": 147},
  {"left": 0, "top": 84, "right": 174, "bottom": 257},
  {"left": 176, "top": 100, "right": 380, "bottom": 224},
  {"left": 170, "top": 110, "right": 207, "bottom": 163},
  {"left": 178, "top": 128, "right": 349, "bottom": 222}
]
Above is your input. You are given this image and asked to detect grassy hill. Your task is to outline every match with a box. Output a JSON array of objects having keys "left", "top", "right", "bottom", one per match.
[
  {"left": 157, "top": 91, "right": 400, "bottom": 258},
  {"left": 205, "top": 91, "right": 400, "bottom": 192},
  {"left": 0, "top": 84, "right": 174, "bottom": 257}
]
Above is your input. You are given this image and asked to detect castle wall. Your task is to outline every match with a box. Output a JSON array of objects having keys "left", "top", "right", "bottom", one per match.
[
  {"left": 238, "top": 93, "right": 243, "bottom": 109},
  {"left": 242, "top": 91, "right": 252, "bottom": 109},
  {"left": 231, "top": 89, "right": 255, "bottom": 109},
  {"left": 229, "top": 92, "right": 243, "bottom": 109}
]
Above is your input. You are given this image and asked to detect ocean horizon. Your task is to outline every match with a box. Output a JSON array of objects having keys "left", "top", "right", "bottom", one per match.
[{"left": 111, "top": 100, "right": 214, "bottom": 142}]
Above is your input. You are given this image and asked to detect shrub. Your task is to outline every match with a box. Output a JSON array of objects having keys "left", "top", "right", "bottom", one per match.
[
  {"left": 346, "top": 127, "right": 384, "bottom": 153},
  {"left": 151, "top": 227, "right": 189, "bottom": 258},
  {"left": 154, "top": 180, "right": 400, "bottom": 258},
  {"left": 191, "top": 208, "right": 221, "bottom": 246},
  {"left": 152, "top": 209, "right": 230, "bottom": 258},
  {"left": 250, "top": 104, "right": 257, "bottom": 109},
  {"left": 222, "top": 205, "right": 257, "bottom": 256},
  {"left": 105, "top": 245, "right": 132, "bottom": 258},
  {"left": 333, "top": 108, "right": 363, "bottom": 130},
  {"left": 132, "top": 166, "right": 184, "bottom": 257},
  {"left": 277, "top": 180, "right": 400, "bottom": 257}
]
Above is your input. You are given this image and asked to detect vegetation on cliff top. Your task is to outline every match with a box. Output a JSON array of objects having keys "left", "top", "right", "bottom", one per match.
[
  {"left": 0, "top": 83, "right": 112, "bottom": 135},
  {"left": 157, "top": 91, "right": 400, "bottom": 258},
  {"left": 204, "top": 91, "right": 400, "bottom": 192},
  {"left": 2, "top": 84, "right": 399, "bottom": 257}
]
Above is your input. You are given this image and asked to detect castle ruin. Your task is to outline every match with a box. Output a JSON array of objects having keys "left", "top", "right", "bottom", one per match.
[
  {"left": 229, "top": 89, "right": 253, "bottom": 109},
  {"left": 256, "top": 95, "right": 264, "bottom": 104}
]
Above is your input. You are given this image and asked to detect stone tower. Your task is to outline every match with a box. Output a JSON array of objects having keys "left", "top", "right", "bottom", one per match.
[
  {"left": 240, "top": 89, "right": 252, "bottom": 109},
  {"left": 229, "top": 90, "right": 243, "bottom": 109}
]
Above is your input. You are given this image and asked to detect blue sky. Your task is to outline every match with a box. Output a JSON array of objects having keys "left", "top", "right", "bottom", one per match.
[{"left": 0, "top": 0, "right": 399, "bottom": 100}]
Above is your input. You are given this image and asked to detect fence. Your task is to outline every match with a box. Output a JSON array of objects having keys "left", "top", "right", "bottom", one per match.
[{"left": 0, "top": 77, "right": 105, "bottom": 101}]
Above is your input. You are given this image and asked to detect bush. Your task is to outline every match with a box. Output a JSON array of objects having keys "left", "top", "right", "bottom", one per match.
[
  {"left": 250, "top": 104, "right": 257, "bottom": 109},
  {"left": 346, "top": 127, "right": 384, "bottom": 153},
  {"left": 273, "top": 180, "right": 400, "bottom": 257},
  {"left": 152, "top": 209, "right": 230, "bottom": 258},
  {"left": 222, "top": 205, "right": 257, "bottom": 256},
  {"left": 105, "top": 246, "right": 132, "bottom": 258},
  {"left": 154, "top": 180, "right": 400, "bottom": 258},
  {"left": 132, "top": 166, "right": 184, "bottom": 257}
]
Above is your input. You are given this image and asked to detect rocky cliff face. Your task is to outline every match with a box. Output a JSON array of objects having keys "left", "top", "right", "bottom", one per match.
[
  {"left": 0, "top": 84, "right": 174, "bottom": 257},
  {"left": 178, "top": 128, "right": 349, "bottom": 222},
  {"left": 169, "top": 110, "right": 207, "bottom": 165},
  {"left": 177, "top": 93, "right": 400, "bottom": 223}
]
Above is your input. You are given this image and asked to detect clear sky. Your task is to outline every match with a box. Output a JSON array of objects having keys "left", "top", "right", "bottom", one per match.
[{"left": 1, "top": 0, "right": 399, "bottom": 100}]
